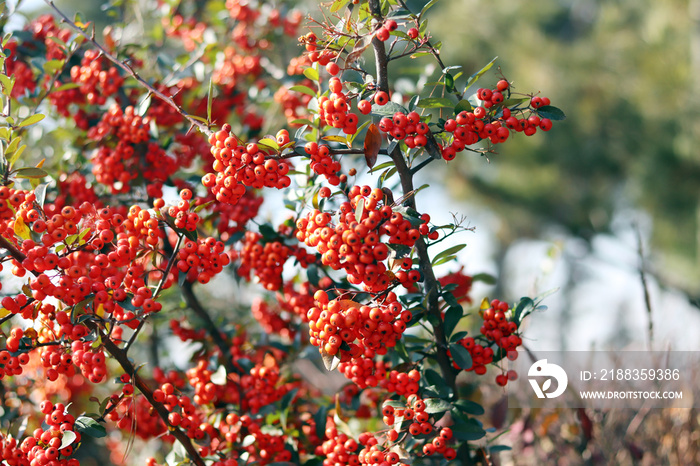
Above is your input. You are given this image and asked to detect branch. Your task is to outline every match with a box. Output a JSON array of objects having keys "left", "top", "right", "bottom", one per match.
[
  {"left": 85, "top": 320, "right": 206, "bottom": 466},
  {"left": 389, "top": 145, "right": 457, "bottom": 395},
  {"left": 636, "top": 225, "right": 654, "bottom": 350},
  {"left": 44, "top": 0, "right": 213, "bottom": 137},
  {"left": 161, "top": 233, "right": 239, "bottom": 376},
  {"left": 368, "top": 0, "right": 457, "bottom": 395},
  {"left": 124, "top": 233, "right": 184, "bottom": 352}
]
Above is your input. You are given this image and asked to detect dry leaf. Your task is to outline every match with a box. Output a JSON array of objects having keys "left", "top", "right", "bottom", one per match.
[{"left": 364, "top": 123, "right": 381, "bottom": 169}]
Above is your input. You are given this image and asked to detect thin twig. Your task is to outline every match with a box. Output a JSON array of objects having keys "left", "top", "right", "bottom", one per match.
[
  {"left": 161, "top": 232, "right": 239, "bottom": 377},
  {"left": 635, "top": 224, "right": 654, "bottom": 350},
  {"left": 124, "top": 233, "right": 184, "bottom": 352},
  {"left": 44, "top": 0, "right": 213, "bottom": 136},
  {"left": 84, "top": 320, "right": 206, "bottom": 466}
]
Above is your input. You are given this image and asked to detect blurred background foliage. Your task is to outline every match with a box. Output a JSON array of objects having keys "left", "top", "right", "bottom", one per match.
[{"left": 424, "top": 0, "right": 700, "bottom": 299}]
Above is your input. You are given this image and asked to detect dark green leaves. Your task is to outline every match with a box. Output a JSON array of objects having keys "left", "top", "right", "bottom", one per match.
[
  {"left": 443, "top": 305, "right": 463, "bottom": 338},
  {"left": 431, "top": 244, "right": 466, "bottom": 266},
  {"left": 449, "top": 343, "right": 472, "bottom": 369},
  {"left": 423, "top": 398, "right": 452, "bottom": 414},
  {"left": 75, "top": 415, "right": 107, "bottom": 438},
  {"left": 536, "top": 105, "right": 566, "bottom": 121}
]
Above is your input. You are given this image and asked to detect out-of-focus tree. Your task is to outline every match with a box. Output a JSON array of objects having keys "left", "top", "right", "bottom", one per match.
[{"left": 429, "top": 0, "right": 700, "bottom": 296}]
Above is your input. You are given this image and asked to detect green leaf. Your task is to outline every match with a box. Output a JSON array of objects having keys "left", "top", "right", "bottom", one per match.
[
  {"left": 53, "top": 82, "right": 82, "bottom": 92},
  {"left": 452, "top": 418, "right": 486, "bottom": 441},
  {"left": 513, "top": 297, "right": 534, "bottom": 325},
  {"left": 443, "top": 305, "right": 462, "bottom": 338},
  {"left": 289, "top": 85, "right": 317, "bottom": 97},
  {"left": 43, "top": 59, "right": 65, "bottom": 74},
  {"left": 454, "top": 100, "right": 473, "bottom": 114},
  {"left": 420, "top": 0, "right": 441, "bottom": 18},
  {"left": 0, "top": 74, "right": 14, "bottom": 97},
  {"left": 407, "top": 95, "right": 420, "bottom": 112},
  {"left": 371, "top": 101, "right": 408, "bottom": 117},
  {"left": 382, "top": 400, "right": 406, "bottom": 409},
  {"left": 536, "top": 105, "right": 566, "bottom": 121},
  {"left": 431, "top": 244, "right": 466, "bottom": 265},
  {"left": 417, "top": 97, "right": 454, "bottom": 109},
  {"left": 314, "top": 405, "right": 328, "bottom": 439},
  {"left": 75, "top": 416, "right": 107, "bottom": 438},
  {"left": 17, "top": 114, "right": 45, "bottom": 128},
  {"left": 321, "top": 135, "right": 348, "bottom": 144},
  {"left": 410, "top": 51, "right": 432, "bottom": 59},
  {"left": 454, "top": 399, "right": 485, "bottom": 415},
  {"left": 471, "top": 272, "right": 496, "bottom": 285},
  {"left": 59, "top": 431, "right": 77, "bottom": 449},
  {"left": 445, "top": 72, "right": 454, "bottom": 93},
  {"left": 330, "top": 0, "right": 349, "bottom": 12},
  {"left": 303, "top": 67, "right": 319, "bottom": 81},
  {"left": 466, "top": 56, "right": 498, "bottom": 89},
  {"left": 13, "top": 167, "right": 48, "bottom": 179},
  {"left": 258, "top": 138, "right": 280, "bottom": 151},
  {"left": 34, "top": 183, "right": 48, "bottom": 208},
  {"left": 449, "top": 343, "right": 472, "bottom": 369},
  {"left": 8, "top": 144, "right": 26, "bottom": 166},
  {"left": 424, "top": 398, "right": 452, "bottom": 414},
  {"left": 207, "top": 77, "right": 214, "bottom": 123}
]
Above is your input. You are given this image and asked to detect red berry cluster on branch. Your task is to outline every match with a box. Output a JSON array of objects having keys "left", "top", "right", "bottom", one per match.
[
  {"left": 318, "top": 77, "right": 360, "bottom": 136},
  {"left": 303, "top": 142, "right": 343, "bottom": 185},
  {"left": 378, "top": 111, "right": 431, "bottom": 149},
  {"left": 177, "top": 236, "right": 231, "bottom": 284},
  {"left": 69, "top": 49, "right": 124, "bottom": 106},
  {"left": 308, "top": 291, "right": 412, "bottom": 382},
  {"left": 296, "top": 185, "right": 428, "bottom": 293},
  {"left": 438, "top": 80, "right": 557, "bottom": 160},
  {"left": 204, "top": 124, "right": 292, "bottom": 204}
]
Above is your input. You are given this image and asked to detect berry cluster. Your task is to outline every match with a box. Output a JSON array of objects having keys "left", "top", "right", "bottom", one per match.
[
  {"left": 274, "top": 79, "right": 316, "bottom": 125},
  {"left": 303, "top": 142, "right": 343, "bottom": 185},
  {"left": 308, "top": 291, "right": 411, "bottom": 364},
  {"left": 70, "top": 49, "right": 124, "bottom": 106},
  {"left": 374, "top": 19, "right": 399, "bottom": 42},
  {"left": 318, "top": 77, "right": 359, "bottom": 135},
  {"left": 16, "top": 401, "right": 80, "bottom": 465},
  {"left": 203, "top": 124, "right": 292, "bottom": 205},
  {"left": 299, "top": 32, "right": 336, "bottom": 67},
  {"left": 87, "top": 105, "right": 175, "bottom": 193},
  {"left": 165, "top": 189, "right": 200, "bottom": 232},
  {"left": 480, "top": 299, "right": 522, "bottom": 351},
  {"left": 319, "top": 425, "right": 361, "bottom": 466},
  {"left": 237, "top": 230, "right": 312, "bottom": 291},
  {"left": 437, "top": 80, "right": 556, "bottom": 160},
  {"left": 296, "top": 185, "right": 428, "bottom": 293},
  {"left": 378, "top": 111, "right": 431, "bottom": 149},
  {"left": 452, "top": 300, "right": 522, "bottom": 386},
  {"left": 252, "top": 298, "right": 295, "bottom": 339},
  {"left": 382, "top": 396, "right": 457, "bottom": 460},
  {"left": 177, "top": 236, "right": 231, "bottom": 284}
]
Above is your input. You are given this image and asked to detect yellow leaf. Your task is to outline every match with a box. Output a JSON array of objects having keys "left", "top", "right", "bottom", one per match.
[
  {"left": 479, "top": 297, "right": 490, "bottom": 317},
  {"left": 0, "top": 308, "right": 11, "bottom": 319},
  {"left": 14, "top": 217, "right": 30, "bottom": 240},
  {"left": 36, "top": 158, "right": 46, "bottom": 168}
]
